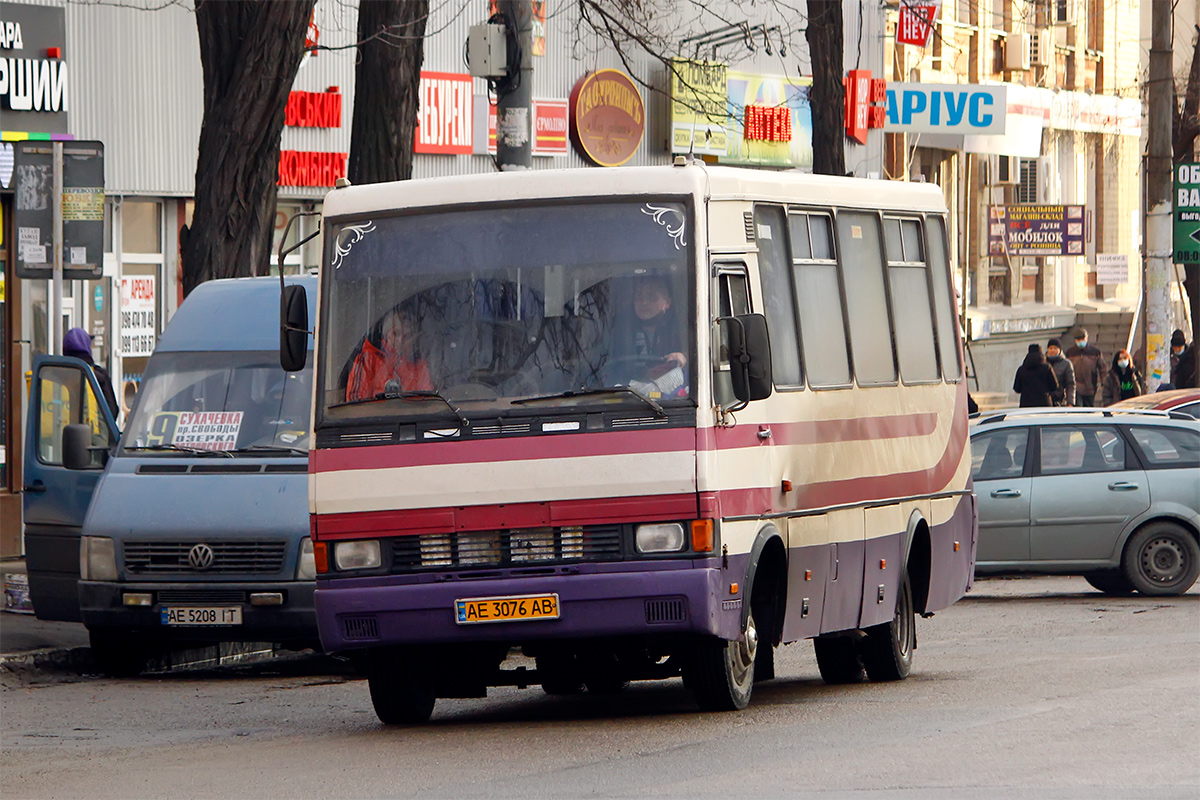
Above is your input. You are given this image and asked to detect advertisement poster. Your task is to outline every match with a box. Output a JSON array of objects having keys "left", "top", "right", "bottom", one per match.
[
  {"left": 669, "top": 58, "right": 730, "bottom": 156},
  {"left": 988, "top": 205, "right": 1085, "bottom": 257},
  {"left": 722, "top": 71, "right": 813, "bottom": 168},
  {"left": 119, "top": 275, "right": 156, "bottom": 357}
]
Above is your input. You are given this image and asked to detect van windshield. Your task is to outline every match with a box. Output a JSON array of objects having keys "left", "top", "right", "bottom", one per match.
[
  {"left": 321, "top": 199, "right": 694, "bottom": 422},
  {"left": 121, "top": 351, "right": 312, "bottom": 454}
]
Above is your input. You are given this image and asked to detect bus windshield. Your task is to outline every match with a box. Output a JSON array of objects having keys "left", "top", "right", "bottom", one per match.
[{"left": 321, "top": 199, "right": 694, "bottom": 421}]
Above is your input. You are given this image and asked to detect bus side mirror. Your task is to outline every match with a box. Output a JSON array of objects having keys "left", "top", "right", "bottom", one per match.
[
  {"left": 728, "top": 313, "right": 773, "bottom": 403},
  {"left": 280, "top": 284, "right": 309, "bottom": 372},
  {"left": 63, "top": 423, "right": 104, "bottom": 470}
]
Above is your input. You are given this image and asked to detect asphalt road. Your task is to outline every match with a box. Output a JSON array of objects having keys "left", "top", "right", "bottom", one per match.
[{"left": 2, "top": 576, "right": 1197, "bottom": 800}]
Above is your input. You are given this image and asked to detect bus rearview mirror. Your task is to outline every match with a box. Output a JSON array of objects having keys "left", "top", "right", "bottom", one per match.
[
  {"left": 728, "top": 313, "right": 773, "bottom": 403},
  {"left": 280, "top": 285, "right": 309, "bottom": 372}
]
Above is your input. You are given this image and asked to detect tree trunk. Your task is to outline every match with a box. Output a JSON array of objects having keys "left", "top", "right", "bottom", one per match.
[
  {"left": 348, "top": 0, "right": 429, "bottom": 184},
  {"left": 182, "top": 0, "right": 315, "bottom": 297},
  {"left": 806, "top": 0, "right": 845, "bottom": 177}
]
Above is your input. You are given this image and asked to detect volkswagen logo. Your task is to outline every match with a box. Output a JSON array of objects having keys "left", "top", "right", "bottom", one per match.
[{"left": 187, "top": 543, "right": 215, "bottom": 571}]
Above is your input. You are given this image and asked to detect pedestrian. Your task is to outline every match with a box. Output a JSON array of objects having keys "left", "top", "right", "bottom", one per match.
[
  {"left": 1013, "top": 343, "right": 1059, "bottom": 407},
  {"left": 1102, "top": 348, "right": 1143, "bottom": 405},
  {"left": 1045, "top": 338, "right": 1076, "bottom": 406},
  {"left": 1065, "top": 327, "right": 1106, "bottom": 407},
  {"left": 1170, "top": 329, "right": 1197, "bottom": 389},
  {"left": 63, "top": 327, "right": 120, "bottom": 418}
]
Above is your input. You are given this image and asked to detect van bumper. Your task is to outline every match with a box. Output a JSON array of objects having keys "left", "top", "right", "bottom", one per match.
[{"left": 78, "top": 580, "right": 319, "bottom": 647}]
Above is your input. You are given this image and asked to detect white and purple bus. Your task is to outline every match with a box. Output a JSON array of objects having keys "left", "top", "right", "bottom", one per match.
[{"left": 283, "top": 163, "right": 976, "bottom": 723}]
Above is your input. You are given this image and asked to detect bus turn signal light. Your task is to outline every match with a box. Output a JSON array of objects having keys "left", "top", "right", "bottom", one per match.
[
  {"left": 314, "top": 541, "right": 329, "bottom": 574},
  {"left": 691, "top": 519, "right": 713, "bottom": 552}
]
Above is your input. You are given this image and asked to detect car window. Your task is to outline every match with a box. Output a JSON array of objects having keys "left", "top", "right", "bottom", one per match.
[
  {"left": 1128, "top": 426, "right": 1200, "bottom": 468},
  {"left": 971, "top": 429, "right": 1029, "bottom": 481},
  {"left": 1039, "top": 426, "right": 1125, "bottom": 475},
  {"left": 1171, "top": 401, "right": 1200, "bottom": 420}
]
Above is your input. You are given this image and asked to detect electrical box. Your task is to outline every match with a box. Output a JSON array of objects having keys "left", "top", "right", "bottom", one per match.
[
  {"left": 467, "top": 23, "right": 508, "bottom": 79},
  {"left": 992, "top": 154, "right": 1020, "bottom": 185},
  {"left": 1005, "top": 33, "right": 1031, "bottom": 71},
  {"left": 1030, "top": 31, "right": 1050, "bottom": 66}
]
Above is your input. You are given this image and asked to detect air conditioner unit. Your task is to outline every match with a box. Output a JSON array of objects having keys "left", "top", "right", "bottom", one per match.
[
  {"left": 1029, "top": 31, "right": 1050, "bottom": 66},
  {"left": 1005, "top": 32, "right": 1031, "bottom": 71},
  {"left": 991, "top": 155, "right": 1021, "bottom": 185}
]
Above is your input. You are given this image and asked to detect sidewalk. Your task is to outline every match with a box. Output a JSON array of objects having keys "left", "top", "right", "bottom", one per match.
[{"left": 1, "top": 558, "right": 95, "bottom": 678}]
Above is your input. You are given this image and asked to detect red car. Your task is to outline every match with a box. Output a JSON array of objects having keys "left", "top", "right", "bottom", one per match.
[{"left": 1110, "top": 388, "right": 1200, "bottom": 420}]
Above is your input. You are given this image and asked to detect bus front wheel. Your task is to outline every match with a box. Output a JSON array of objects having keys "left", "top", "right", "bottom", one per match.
[
  {"left": 367, "top": 647, "right": 436, "bottom": 724},
  {"left": 684, "top": 611, "right": 757, "bottom": 711}
]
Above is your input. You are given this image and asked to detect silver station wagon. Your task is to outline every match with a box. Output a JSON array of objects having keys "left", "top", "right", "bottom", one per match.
[{"left": 970, "top": 408, "right": 1200, "bottom": 595}]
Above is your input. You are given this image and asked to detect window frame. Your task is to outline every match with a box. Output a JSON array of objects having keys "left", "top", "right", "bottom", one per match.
[
  {"left": 883, "top": 214, "right": 942, "bottom": 386},
  {"left": 787, "top": 207, "right": 853, "bottom": 390},
  {"left": 833, "top": 208, "right": 899, "bottom": 387}
]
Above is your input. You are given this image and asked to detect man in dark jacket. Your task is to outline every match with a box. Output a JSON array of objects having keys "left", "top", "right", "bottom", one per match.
[
  {"left": 1046, "top": 338, "right": 1076, "bottom": 405},
  {"left": 1065, "top": 327, "right": 1106, "bottom": 406},
  {"left": 1013, "top": 343, "right": 1059, "bottom": 407},
  {"left": 1170, "top": 329, "right": 1197, "bottom": 389},
  {"left": 63, "top": 327, "right": 120, "bottom": 418}
]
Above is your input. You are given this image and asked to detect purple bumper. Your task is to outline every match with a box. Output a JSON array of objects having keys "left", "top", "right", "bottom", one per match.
[{"left": 315, "top": 559, "right": 743, "bottom": 652}]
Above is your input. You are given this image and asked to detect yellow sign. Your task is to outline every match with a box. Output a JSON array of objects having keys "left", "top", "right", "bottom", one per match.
[{"left": 670, "top": 58, "right": 729, "bottom": 156}]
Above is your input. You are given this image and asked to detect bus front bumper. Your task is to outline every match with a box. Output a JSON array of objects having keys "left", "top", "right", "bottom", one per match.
[{"left": 315, "top": 559, "right": 744, "bottom": 653}]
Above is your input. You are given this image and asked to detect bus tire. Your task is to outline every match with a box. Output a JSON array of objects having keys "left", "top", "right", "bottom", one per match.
[
  {"left": 537, "top": 652, "right": 584, "bottom": 696},
  {"left": 1122, "top": 522, "right": 1200, "bottom": 596},
  {"left": 684, "top": 610, "right": 757, "bottom": 711},
  {"left": 859, "top": 573, "right": 915, "bottom": 682},
  {"left": 88, "top": 629, "right": 148, "bottom": 678},
  {"left": 367, "top": 647, "right": 436, "bottom": 724},
  {"left": 812, "top": 636, "right": 866, "bottom": 685},
  {"left": 1083, "top": 571, "right": 1136, "bottom": 596}
]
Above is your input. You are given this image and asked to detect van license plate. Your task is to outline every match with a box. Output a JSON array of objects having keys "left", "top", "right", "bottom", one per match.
[
  {"left": 161, "top": 606, "right": 243, "bottom": 626},
  {"left": 455, "top": 594, "right": 559, "bottom": 625}
]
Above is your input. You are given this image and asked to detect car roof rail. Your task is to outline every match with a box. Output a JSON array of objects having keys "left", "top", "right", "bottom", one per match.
[{"left": 972, "top": 407, "right": 1177, "bottom": 425}]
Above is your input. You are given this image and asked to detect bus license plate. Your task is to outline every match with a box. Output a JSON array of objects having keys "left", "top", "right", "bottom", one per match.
[
  {"left": 161, "top": 606, "right": 243, "bottom": 626},
  {"left": 455, "top": 594, "right": 559, "bottom": 625}
]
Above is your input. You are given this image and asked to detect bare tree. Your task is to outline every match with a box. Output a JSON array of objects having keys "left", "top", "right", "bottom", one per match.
[
  {"left": 181, "top": 0, "right": 315, "bottom": 296},
  {"left": 348, "top": 0, "right": 429, "bottom": 184}
]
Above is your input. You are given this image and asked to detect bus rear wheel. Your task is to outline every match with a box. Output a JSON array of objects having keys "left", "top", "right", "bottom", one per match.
[
  {"left": 684, "top": 611, "right": 757, "bottom": 711},
  {"left": 859, "top": 574, "right": 915, "bottom": 682},
  {"left": 367, "top": 647, "right": 436, "bottom": 724},
  {"left": 813, "top": 636, "right": 865, "bottom": 684}
]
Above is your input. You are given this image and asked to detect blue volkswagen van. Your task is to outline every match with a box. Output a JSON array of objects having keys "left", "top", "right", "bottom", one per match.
[{"left": 24, "top": 276, "right": 317, "bottom": 676}]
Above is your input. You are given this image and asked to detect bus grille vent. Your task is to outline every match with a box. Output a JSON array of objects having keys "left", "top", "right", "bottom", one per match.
[
  {"left": 645, "top": 598, "right": 688, "bottom": 624},
  {"left": 341, "top": 615, "right": 380, "bottom": 641},
  {"left": 743, "top": 211, "right": 756, "bottom": 241},
  {"left": 391, "top": 524, "right": 622, "bottom": 573},
  {"left": 470, "top": 423, "right": 533, "bottom": 436}
]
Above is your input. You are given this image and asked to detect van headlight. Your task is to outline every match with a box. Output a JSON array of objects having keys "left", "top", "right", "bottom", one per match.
[
  {"left": 296, "top": 537, "right": 316, "bottom": 580},
  {"left": 635, "top": 523, "right": 685, "bottom": 554},
  {"left": 334, "top": 540, "right": 381, "bottom": 570},
  {"left": 80, "top": 537, "right": 118, "bottom": 581}
]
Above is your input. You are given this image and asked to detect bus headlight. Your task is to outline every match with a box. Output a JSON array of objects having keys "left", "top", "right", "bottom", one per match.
[
  {"left": 334, "top": 540, "right": 381, "bottom": 570},
  {"left": 296, "top": 537, "right": 316, "bottom": 580},
  {"left": 635, "top": 523, "right": 685, "bottom": 554},
  {"left": 80, "top": 537, "right": 118, "bottom": 581}
]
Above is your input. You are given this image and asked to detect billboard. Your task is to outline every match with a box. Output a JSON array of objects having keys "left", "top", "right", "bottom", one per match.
[{"left": 988, "top": 205, "right": 1085, "bottom": 257}]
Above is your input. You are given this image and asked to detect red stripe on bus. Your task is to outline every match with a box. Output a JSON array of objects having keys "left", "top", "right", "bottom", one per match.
[{"left": 697, "top": 411, "right": 940, "bottom": 450}]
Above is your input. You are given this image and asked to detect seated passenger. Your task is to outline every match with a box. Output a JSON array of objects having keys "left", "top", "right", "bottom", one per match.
[{"left": 346, "top": 308, "right": 433, "bottom": 401}]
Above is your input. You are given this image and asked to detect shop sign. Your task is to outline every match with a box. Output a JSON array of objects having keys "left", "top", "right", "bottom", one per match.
[
  {"left": 0, "top": 2, "right": 69, "bottom": 135},
  {"left": 988, "top": 204, "right": 1085, "bottom": 257},
  {"left": 277, "top": 150, "right": 346, "bottom": 187},
  {"left": 1173, "top": 162, "right": 1200, "bottom": 264},
  {"left": 569, "top": 69, "right": 645, "bottom": 167},
  {"left": 415, "top": 71, "right": 474, "bottom": 155},
  {"left": 119, "top": 275, "right": 156, "bottom": 358},
  {"left": 722, "top": 70, "right": 812, "bottom": 168},
  {"left": 13, "top": 139, "right": 104, "bottom": 280},
  {"left": 285, "top": 89, "right": 341, "bottom": 128},
  {"left": 1095, "top": 253, "right": 1128, "bottom": 285},
  {"left": 483, "top": 98, "right": 568, "bottom": 156},
  {"left": 844, "top": 69, "right": 886, "bottom": 144},
  {"left": 885, "top": 83, "right": 1006, "bottom": 135},
  {"left": 897, "top": 1, "right": 941, "bottom": 48},
  {"left": 669, "top": 58, "right": 729, "bottom": 156}
]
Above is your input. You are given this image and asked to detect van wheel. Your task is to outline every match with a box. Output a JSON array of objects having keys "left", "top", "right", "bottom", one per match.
[
  {"left": 1123, "top": 522, "right": 1200, "bottom": 596},
  {"left": 536, "top": 652, "right": 584, "bottom": 695},
  {"left": 367, "top": 647, "right": 436, "bottom": 724},
  {"left": 88, "top": 629, "right": 148, "bottom": 678},
  {"left": 813, "top": 636, "right": 866, "bottom": 685},
  {"left": 684, "top": 610, "right": 757, "bottom": 711},
  {"left": 859, "top": 574, "right": 916, "bottom": 682},
  {"left": 1084, "top": 571, "right": 1136, "bottom": 596}
]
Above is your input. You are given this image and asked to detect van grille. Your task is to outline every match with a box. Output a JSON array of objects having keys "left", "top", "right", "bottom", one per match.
[
  {"left": 124, "top": 542, "right": 288, "bottom": 574},
  {"left": 645, "top": 598, "right": 688, "bottom": 624},
  {"left": 390, "top": 525, "right": 622, "bottom": 573},
  {"left": 157, "top": 590, "right": 247, "bottom": 603}
]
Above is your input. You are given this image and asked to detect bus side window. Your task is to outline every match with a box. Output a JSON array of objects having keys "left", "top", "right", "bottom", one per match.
[
  {"left": 753, "top": 205, "right": 802, "bottom": 387},
  {"left": 790, "top": 212, "right": 851, "bottom": 388},
  {"left": 884, "top": 216, "right": 939, "bottom": 383},
  {"left": 925, "top": 215, "right": 963, "bottom": 380},
  {"left": 836, "top": 211, "right": 896, "bottom": 385},
  {"left": 714, "top": 268, "right": 751, "bottom": 406}
]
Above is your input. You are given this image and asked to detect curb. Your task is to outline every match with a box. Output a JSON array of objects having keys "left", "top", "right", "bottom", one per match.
[{"left": 0, "top": 646, "right": 96, "bottom": 684}]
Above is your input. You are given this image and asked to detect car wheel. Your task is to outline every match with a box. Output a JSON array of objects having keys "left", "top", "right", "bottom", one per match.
[
  {"left": 813, "top": 636, "right": 866, "bottom": 685},
  {"left": 1122, "top": 522, "right": 1200, "bottom": 596},
  {"left": 858, "top": 574, "right": 916, "bottom": 682},
  {"left": 1083, "top": 571, "right": 1136, "bottom": 596},
  {"left": 88, "top": 629, "right": 148, "bottom": 678},
  {"left": 683, "top": 610, "right": 757, "bottom": 711},
  {"left": 367, "top": 646, "right": 436, "bottom": 724}
]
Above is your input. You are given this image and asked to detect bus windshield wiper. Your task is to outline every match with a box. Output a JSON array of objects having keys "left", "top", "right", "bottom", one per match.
[
  {"left": 227, "top": 444, "right": 308, "bottom": 456},
  {"left": 123, "top": 443, "right": 235, "bottom": 457},
  {"left": 511, "top": 386, "right": 666, "bottom": 418},
  {"left": 330, "top": 385, "right": 469, "bottom": 429}
]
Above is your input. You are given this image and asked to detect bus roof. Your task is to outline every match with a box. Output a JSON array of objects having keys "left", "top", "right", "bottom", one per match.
[{"left": 322, "top": 164, "right": 948, "bottom": 220}]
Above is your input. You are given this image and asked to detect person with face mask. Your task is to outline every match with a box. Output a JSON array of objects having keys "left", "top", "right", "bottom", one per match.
[
  {"left": 1065, "top": 327, "right": 1107, "bottom": 407},
  {"left": 1170, "top": 329, "right": 1196, "bottom": 389},
  {"left": 1013, "top": 343, "right": 1059, "bottom": 407},
  {"left": 1102, "top": 349, "right": 1143, "bottom": 405},
  {"left": 1045, "top": 338, "right": 1076, "bottom": 406}
]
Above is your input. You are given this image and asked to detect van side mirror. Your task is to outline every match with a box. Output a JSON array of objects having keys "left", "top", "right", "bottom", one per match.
[
  {"left": 280, "top": 284, "right": 309, "bottom": 372},
  {"left": 63, "top": 423, "right": 104, "bottom": 470},
  {"left": 727, "top": 313, "right": 773, "bottom": 403}
]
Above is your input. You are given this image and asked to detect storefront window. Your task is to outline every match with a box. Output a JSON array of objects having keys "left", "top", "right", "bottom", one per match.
[{"left": 121, "top": 200, "right": 162, "bottom": 254}]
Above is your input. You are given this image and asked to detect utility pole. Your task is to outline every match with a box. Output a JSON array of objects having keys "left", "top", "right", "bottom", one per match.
[
  {"left": 1146, "top": 0, "right": 1173, "bottom": 390},
  {"left": 496, "top": 0, "right": 533, "bottom": 171}
]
